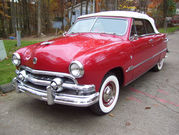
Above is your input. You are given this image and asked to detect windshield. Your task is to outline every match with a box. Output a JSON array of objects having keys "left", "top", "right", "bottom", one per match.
[{"left": 68, "top": 17, "right": 128, "bottom": 36}]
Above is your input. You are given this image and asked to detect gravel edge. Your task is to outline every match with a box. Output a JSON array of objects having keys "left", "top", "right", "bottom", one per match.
[{"left": 0, "top": 82, "right": 15, "bottom": 93}]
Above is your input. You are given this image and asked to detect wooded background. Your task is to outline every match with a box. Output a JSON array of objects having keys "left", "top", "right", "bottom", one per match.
[{"left": 0, "top": 0, "right": 178, "bottom": 38}]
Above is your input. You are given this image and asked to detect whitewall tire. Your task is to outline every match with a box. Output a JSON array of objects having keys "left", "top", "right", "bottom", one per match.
[
  {"left": 90, "top": 73, "right": 120, "bottom": 115},
  {"left": 153, "top": 58, "right": 165, "bottom": 72}
]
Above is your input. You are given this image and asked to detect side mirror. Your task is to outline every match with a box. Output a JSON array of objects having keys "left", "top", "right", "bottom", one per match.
[
  {"left": 63, "top": 31, "right": 67, "bottom": 37},
  {"left": 130, "top": 34, "right": 138, "bottom": 41}
]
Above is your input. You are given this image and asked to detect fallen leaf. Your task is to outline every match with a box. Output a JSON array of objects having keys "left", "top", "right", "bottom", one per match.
[
  {"left": 108, "top": 113, "right": 114, "bottom": 117},
  {"left": 145, "top": 107, "right": 151, "bottom": 110},
  {"left": 125, "top": 122, "right": 131, "bottom": 126},
  {"left": 153, "top": 104, "right": 159, "bottom": 107},
  {"left": 1, "top": 93, "right": 7, "bottom": 96}
]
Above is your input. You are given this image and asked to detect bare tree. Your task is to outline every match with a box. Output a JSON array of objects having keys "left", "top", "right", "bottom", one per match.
[
  {"left": 138, "top": 0, "right": 148, "bottom": 13},
  {"left": 10, "top": 0, "right": 16, "bottom": 34},
  {"left": 2, "top": 0, "right": 7, "bottom": 37},
  {"left": 80, "top": 0, "right": 83, "bottom": 15},
  {"left": 37, "top": 0, "right": 41, "bottom": 36},
  {"left": 86, "top": 0, "right": 89, "bottom": 14}
]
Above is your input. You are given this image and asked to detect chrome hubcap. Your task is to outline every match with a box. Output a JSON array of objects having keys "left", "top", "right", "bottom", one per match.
[{"left": 102, "top": 82, "right": 116, "bottom": 107}]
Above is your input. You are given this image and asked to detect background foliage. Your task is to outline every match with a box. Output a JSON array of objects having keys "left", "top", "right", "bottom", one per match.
[{"left": 0, "top": 0, "right": 178, "bottom": 38}]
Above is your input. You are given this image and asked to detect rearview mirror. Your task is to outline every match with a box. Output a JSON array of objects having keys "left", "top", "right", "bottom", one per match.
[
  {"left": 130, "top": 34, "right": 138, "bottom": 41},
  {"left": 63, "top": 31, "right": 67, "bottom": 37}
]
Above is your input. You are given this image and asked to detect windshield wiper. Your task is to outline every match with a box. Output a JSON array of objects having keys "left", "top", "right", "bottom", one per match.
[
  {"left": 69, "top": 32, "right": 80, "bottom": 34},
  {"left": 93, "top": 32, "right": 117, "bottom": 35}
]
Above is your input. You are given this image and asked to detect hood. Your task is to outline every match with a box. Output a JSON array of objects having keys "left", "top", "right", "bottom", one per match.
[{"left": 17, "top": 33, "right": 124, "bottom": 72}]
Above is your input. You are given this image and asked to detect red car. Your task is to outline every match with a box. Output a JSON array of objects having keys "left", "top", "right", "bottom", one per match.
[
  {"left": 171, "top": 15, "right": 179, "bottom": 26},
  {"left": 12, "top": 11, "right": 168, "bottom": 115}
]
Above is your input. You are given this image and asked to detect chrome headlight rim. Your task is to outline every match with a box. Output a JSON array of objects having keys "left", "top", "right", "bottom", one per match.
[
  {"left": 12, "top": 53, "right": 21, "bottom": 66},
  {"left": 69, "top": 61, "right": 84, "bottom": 78}
]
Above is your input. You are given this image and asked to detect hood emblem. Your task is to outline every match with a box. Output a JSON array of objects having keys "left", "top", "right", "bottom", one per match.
[
  {"left": 40, "top": 41, "right": 54, "bottom": 45},
  {"left": 33, "top": 57, "right": 37, "bottom": 64}
]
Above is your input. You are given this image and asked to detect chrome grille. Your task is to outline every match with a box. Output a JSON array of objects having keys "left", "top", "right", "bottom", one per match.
[{"left": 18, "top": 66, "right": 76, "bottom": 92}]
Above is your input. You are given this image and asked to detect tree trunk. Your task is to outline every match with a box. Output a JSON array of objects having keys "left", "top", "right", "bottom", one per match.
[
  {"left": 80, "top": 0, "right": 83, "bottom": 15},
  {"left": 46, "top": 0, "right": 50, "bottom": 33},
  {"left": 60, "top": 0, "right": 64, "bottom": 31},
  {"left": 86, "top": 0, "right": 89, "bottom": 14},
  {"left": 70, "top": 1, "right": 74, "bottom": 26},
  {"left": 163, "top": 0, "right": 168, "bottom": 29},
  {"left": 105, "top": 0, "right": 109, "bottom": 11},
  {"left": 37, "top": 0, "right": 41, "bottom": 37},
  {"left": 10, "top": 0, "right": 16, "bottom": 34},
  {"left": 2, "top": 0, "right": 7, "bottom": 37},
  {"left": 115, "top": 0, "right": 118, "bottom": 10}
]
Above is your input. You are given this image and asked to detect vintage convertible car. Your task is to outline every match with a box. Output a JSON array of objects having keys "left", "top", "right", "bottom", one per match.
[{"left": 12, "top": 11, "right": 168, "bottom": 115}]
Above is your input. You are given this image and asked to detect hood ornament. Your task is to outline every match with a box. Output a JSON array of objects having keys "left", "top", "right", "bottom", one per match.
[
  {"left": 40, "top": 41, "right": 54, "bottom": 45},
  {"left": 33, "top": 57, "right": 37, "bottom": 64}
]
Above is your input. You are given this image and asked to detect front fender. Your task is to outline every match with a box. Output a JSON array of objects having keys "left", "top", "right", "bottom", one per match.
[{"left": 76, "top": 42, "right": 132, "bottom": 92}]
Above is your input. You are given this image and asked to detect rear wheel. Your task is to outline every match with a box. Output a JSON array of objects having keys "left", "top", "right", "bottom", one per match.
[
  {"left": 90, "top": 73, "right": 120, "bottom": 115},
  {"left": 153, "top": 58, "right": 165, "bottom": 72}
]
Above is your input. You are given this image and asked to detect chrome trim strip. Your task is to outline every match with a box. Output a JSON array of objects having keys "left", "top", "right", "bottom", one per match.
[
  {"left": 126, "top": 48, "right": 167, "bottom": 72},
  {"left": 21, "top": 66, "right": 78, "bottom": 84},
  {"left": 40, "top": 41, "right": 54, "bottom": 45}
]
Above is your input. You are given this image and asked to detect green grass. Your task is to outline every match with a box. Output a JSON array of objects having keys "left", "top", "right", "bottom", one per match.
[
  {"left": 158, "top": 26, "right": 179, "bottom": 33},
  {"left": 0, "top": 40, "right": 40, "bottom": 85}
]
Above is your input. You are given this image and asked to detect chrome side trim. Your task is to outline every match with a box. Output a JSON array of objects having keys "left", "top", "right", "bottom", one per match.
[
  {"left": 21, "top": 66, "right": 78, "bottom": 84},
  {"left": 126, "top": 48, "right": 167, "bottom": 72}
]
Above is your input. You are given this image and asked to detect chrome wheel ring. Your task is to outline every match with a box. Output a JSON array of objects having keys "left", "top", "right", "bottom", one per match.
[
  {"left": 102, "top": 82, "right": 116, "bottom": 107},
  {"left": 157, "top": 58, "right": 164, "bottom": 70}
]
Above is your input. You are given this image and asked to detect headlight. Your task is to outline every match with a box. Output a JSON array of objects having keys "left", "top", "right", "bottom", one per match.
[
  {"left": 69, "top": 61, "right": 84, "bottom": 78},
  {"left": 12, "top": 53, "right": 21, "bottom": 66}
]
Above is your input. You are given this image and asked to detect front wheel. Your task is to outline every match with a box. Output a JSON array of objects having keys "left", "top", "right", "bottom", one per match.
[
  {"left": 152, "top": 58, "right": 165, "bottom": 72},
  {"left": 90, "top": 73, "right": 120, "bottom": 115}
]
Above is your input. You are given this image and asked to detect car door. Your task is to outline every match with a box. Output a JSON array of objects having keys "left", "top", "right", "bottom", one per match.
[
  {"left": 144, "top": 20, "right": 160, "bottom": 65},
  {"left": 130, "top": 19, "right": 154, "bottom": 79}
]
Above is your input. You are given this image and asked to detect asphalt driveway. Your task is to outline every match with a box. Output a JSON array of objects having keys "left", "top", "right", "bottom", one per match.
[{"left": 0, "top": 31, "right": 179, "bottom": 135}]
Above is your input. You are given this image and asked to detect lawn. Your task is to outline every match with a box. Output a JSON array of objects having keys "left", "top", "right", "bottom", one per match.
[
  {"left": 158, "top": 26, "right": 179, "bottom": 33},
  {"left": 0, "top": 40, "right": 40, "bottom": 85}
]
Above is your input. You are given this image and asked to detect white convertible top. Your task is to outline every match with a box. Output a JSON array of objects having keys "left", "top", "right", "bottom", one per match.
[{"left": 78, "top": 11, "right": 159, "bottom": 34}]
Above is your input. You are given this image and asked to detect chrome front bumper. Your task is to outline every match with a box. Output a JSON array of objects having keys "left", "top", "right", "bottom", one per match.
[{"left": 13, "top": 77, "right": 99, "bottom": 107}]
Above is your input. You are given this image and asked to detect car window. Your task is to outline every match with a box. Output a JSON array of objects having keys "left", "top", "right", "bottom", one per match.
[
  {"left": 91, "top": 18, "right": 128, "bottom": 35},
  {"left": 144, "top": 20, "right": 155, "bottom": 34},
  {"left": 68, "top": 18, "right": 95, "bottom": 34},
  {"left": 134, "top": 19, "right": 146, "bottom": 36}
]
